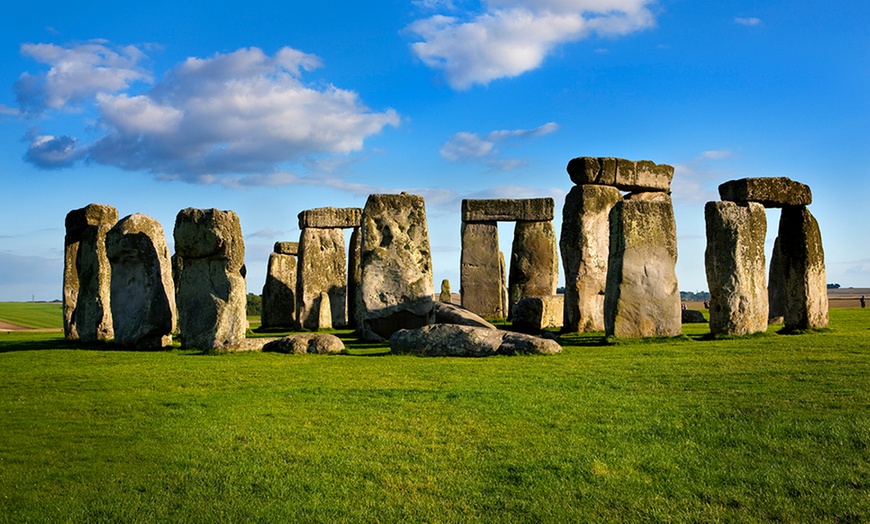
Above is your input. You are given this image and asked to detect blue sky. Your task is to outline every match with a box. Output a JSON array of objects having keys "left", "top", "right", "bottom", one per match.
[{"left": 1, "top": 0, "right": 868, "bottom": 302}]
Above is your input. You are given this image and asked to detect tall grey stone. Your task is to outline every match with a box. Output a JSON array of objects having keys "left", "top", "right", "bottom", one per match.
[
  {"left": 261, "top": 242, "right": 297, "bottom": 329},
  {"left": 106, "top": 213, "right": 176, "bottom": 349},
  {"left": 704, "top": 201, "right": 768, "bottom": 336},
  {"left": 63, "top": 203, "right": 118, "bottom": 341},
  {"left": 560, "top": 184, "right": 622, "bottom": 332},
  {"left": 297, "top": 227, "right": 347, "bottom": 329},
  {"left": 347, "top": 227, "right": 361, "bottom": 329},
  {"left": 317, "top": 291, "right": 333, "bottom": 330},
  {"left": 173, "top": 208, "right": 247, "bottom": 350},
  {"left": 508, "top": 220, "right": 558, "bottom": 318},
  {"left": 460, "top": 221, "right": 503, "bottom": 319},
  {"left": 604, "top": 198, "right": 681, "bottom": 338},
  {"left": 768, "top": 236, "right": 786, "bottom": 322},
  {"left": 778, "top": 206, "right": 828, "bottom": 330},
  {"left": 357, "top": 193, "right": 434, "bottom": 341}
]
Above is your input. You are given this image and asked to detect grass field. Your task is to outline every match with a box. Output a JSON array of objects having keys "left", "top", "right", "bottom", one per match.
[
  {"left": 0, "top": 302, "right": 63, "bottom": 329},
  {"left": 0, "top": 307, "right": 868, "bottom": 522}
]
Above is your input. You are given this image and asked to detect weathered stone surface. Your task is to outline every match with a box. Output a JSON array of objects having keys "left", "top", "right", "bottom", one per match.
[
  {"left": 508, "top": 221, "right": 558, "bottom": 318},
  {"left": 262, "top": 333, "right": 344, "bottom": 354},
  {"left": 297, "top": 228, "right": 347, "bottom": 330},
  {"left": 462, "top": 198, "right": 554, "bottom": 222},
  {"left": 298, "top": 207, "right": 362, "bottom": 229},
  {"left": 704, "top": 201, "right": 768, "bottom": 335},
  {"left": 106, "top": 213, "right": 176, "bottom": 349},
  {"left": 261, "top": 250, "right": 296, "bottom": 328},
  {"left": 768, "top": 237, "right": 786, "bottom": 322},
  {"left": 511, "top": 295, "right": 564, "bottom": 334},
  {"left": 357, "top": 193, "right": 434, "bottom": 341},
  {"left": 63, "top": 203, "right": 118, "bottom": 341},
  {"left": 346, "top": 227, "right": 361, "bottom": 329},
  {"left": 433, "top": 302, "right": 497, "bottom": 329},
  {"left": 778, "top": 206, "right": 828, "bottom": 330},
  {"left": 460, "top": 221, "right": 504, "bottom": 319},
  {"left": 719, "top": 177, "right": 812, "bottom": 207},
  {"left": 274, "top": 241, "right": 298, "bottom": 255},
  {"left": 560, "top": 184, "right": 622, "bottom": 332},
  {"left": 317, "top": 291, "right": 333, "bottom": 330},
  {"left": 681, "top": 309, "right": 707, "bottom": 323},
  {"left": 567, "top": 157, "right": 674, "bottom": 192},
  {"left": 439, "top": 279, "right": 452, "bottom": 303},
  {"left": 173, "top": 208, "right": 247, "bottom": 350},
  {"left": 389, "top": 324, "right": 561, "bottom": 357},
  {"left": 604, "top": 199, "right": 681, "bottom": 338}
]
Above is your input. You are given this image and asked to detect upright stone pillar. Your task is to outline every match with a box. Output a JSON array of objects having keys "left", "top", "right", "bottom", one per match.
[
  {"left": 767, "top": 237, "right": 786, "bottom": 322},
  {"left": 357, "top": 193, "right": 434, "bottom": 341},
  {"left": 173, "top": 208, "right": 247, "bottom": 350},
  {"left": 508, "top": 220, "right": 558, "bottom": 318},
  {"left": 439, "top": 279, "right": 452, "bottom": 303},
  {"left": 261, "top": 241, "right": 298, "bottom": 329},
  {"left": 704, "top": 201, "right": 768, "bottom": 335},
  {"left": 460, "top": 221, "right": 502, "bottom": 318},
  {"left": 604, "top": 199, "right": 681, "bottom": 338},
  {"left": 106, "top": 213, "right": 176, "bottom": 349},
  {"left": 347, "top": 227, "right": 362, "bottom": 329},
  {"left": 63, "top": 203, "right": 118, "bottom": 341},
  {"left": 560, "top": 184, "right": 622, "bottom": 332},
  {"left": 779, "top": 206, "right": 828, "bottom": 330}
]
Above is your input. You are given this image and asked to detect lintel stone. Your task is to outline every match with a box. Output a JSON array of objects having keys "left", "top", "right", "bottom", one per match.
[
  {"left": 298, "top": 207, "right": 362, "bottom": 229},
  {"left": 462, "top": 198, "right": 554, "bottom": 222},
  {"left": 718, "top": 177, "right": 812, "bottom": 207},
  {"left": 274, "top": 241, "right": 298, "bottom": 255},
  {"left": 567, "top": 157, "right": 674, "bottom": 192}
]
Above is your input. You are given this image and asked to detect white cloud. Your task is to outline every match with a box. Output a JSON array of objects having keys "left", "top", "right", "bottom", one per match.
[
  {"left": 407, "top": 0, "right": 657, "bottom": 89},
  {"left": 19, "top": 44, "right": 399, "bottom": 184},
  {"left": 670, "top": 149, "right": 735, "bottom": 204},
  {"left": 0, "top": 104, "right": 20, "bottom": 116},
  {"left": 23, "top": 133, "right": 86, "bottom": 169},
  {"left": 15, "top": 41, "right": 150, "bottom": 112},
  {"left": 699, "top": 149, "right": 731, "bottom": 160},
  {"left": 735, "top": 17, "right": 762, "bottom": 27},
  {"left": 440, "top": 122, "right": 558, "bottom": 168}
]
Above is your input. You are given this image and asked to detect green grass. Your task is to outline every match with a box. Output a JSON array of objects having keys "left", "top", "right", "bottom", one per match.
[
  {"left": 0, "top": 309, "right": 869, "bottom": 522},
  {"left": 0, "top": 302, "right": 63, "bottom": 329}
]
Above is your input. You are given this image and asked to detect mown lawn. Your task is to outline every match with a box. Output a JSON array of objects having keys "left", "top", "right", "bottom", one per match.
[
  {"left": 0, "top": 309, "right": 868, "bottom": 522},
  {"left": 0, "top": 302, "right": 62, "bottom": 329}
]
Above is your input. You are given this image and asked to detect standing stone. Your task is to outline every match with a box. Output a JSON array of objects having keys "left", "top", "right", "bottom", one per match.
[
  {"left": 173, "top": 208, "right": 247, "bottom": 350},
  {"left": 317, "top": 291, "right": 333, "bottom": 330},
  {"left": 261, "top": 242, "right": 298, "bottom": 329},
  {"left": 439, "top": 279, "right": 452, "bottom": 303},
  {"left": 460, "top": 221, "right": 504, "bottom": 319},
  {"left": 347, "top": 227, "right": 361, "bottom": 329},
  {"left": 560, "top": 184, "right": 622, "bottom": 332},
  {"left": 767, "top": 237, "right": 786, "bottom": 323},
  {"left": 63, "top": 203, "right": 118, "bottom": 341},
  {"left": 507, "top": 220, "right": 558, "bottom": 319},
  {"left": 357, "top": 193, "right": 434, "bottom": 341},
  {"left": 297, "top": 228, "right": 347, "bottom": 329},
  {"left": 105, "top": 213, "right": 176, "bottom": 349},
  {"left": 704, "top": 201, "right": 768, "bottom": 336},
  {"left": 605, "top": 199, "right": 681, "bottom": 338},
  {"left": 778, "top": 206, "right": 828, "bottom": 330},
  {"left": 499, "top": 251, "right": 508, "bottom": 319}
]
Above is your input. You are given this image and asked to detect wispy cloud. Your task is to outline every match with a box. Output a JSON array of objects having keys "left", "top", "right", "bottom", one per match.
[
  {"left": 671, "top": 149, "right": 735, "bottom": 204},
  {"left": 734, "top": 17, "right": 762, "bottom": 27},
  {"left": 16, "top": 42, "right": 399, "bottom": 187},
  {"left": 407, "top": 0, "right": 657, "bottom": 89},
  {"left": 440, "top": 122, "right": 558, "bottom": 169}
]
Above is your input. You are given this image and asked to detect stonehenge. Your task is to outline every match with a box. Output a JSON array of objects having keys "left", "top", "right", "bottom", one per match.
[
  {"left": 105, "top": 213, "right": 177, "bottom": 349},
  {"left": 63, "top": 203, "right": 118, "bottom": 342},
  {"left": 705, "top": 177, "right": 828, "bottom": 334},
  {"left": 460, "top": 198, "right": 557, "bottom": 321},
  {"left": 59, "top": 159, "right": 831, "bottom": 352}
]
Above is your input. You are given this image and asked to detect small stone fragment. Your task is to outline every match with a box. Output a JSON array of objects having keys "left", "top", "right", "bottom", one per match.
[
  {"left": 511, "top": 295, "right": 564, "bottom": 334},
  {"left": 262, "top": 333, "right": 345, "bottom": 354}
]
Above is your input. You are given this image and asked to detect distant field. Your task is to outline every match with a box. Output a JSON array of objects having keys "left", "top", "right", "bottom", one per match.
[{"left": 0, "top": 302, "right": 63, "bottom": 329}]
